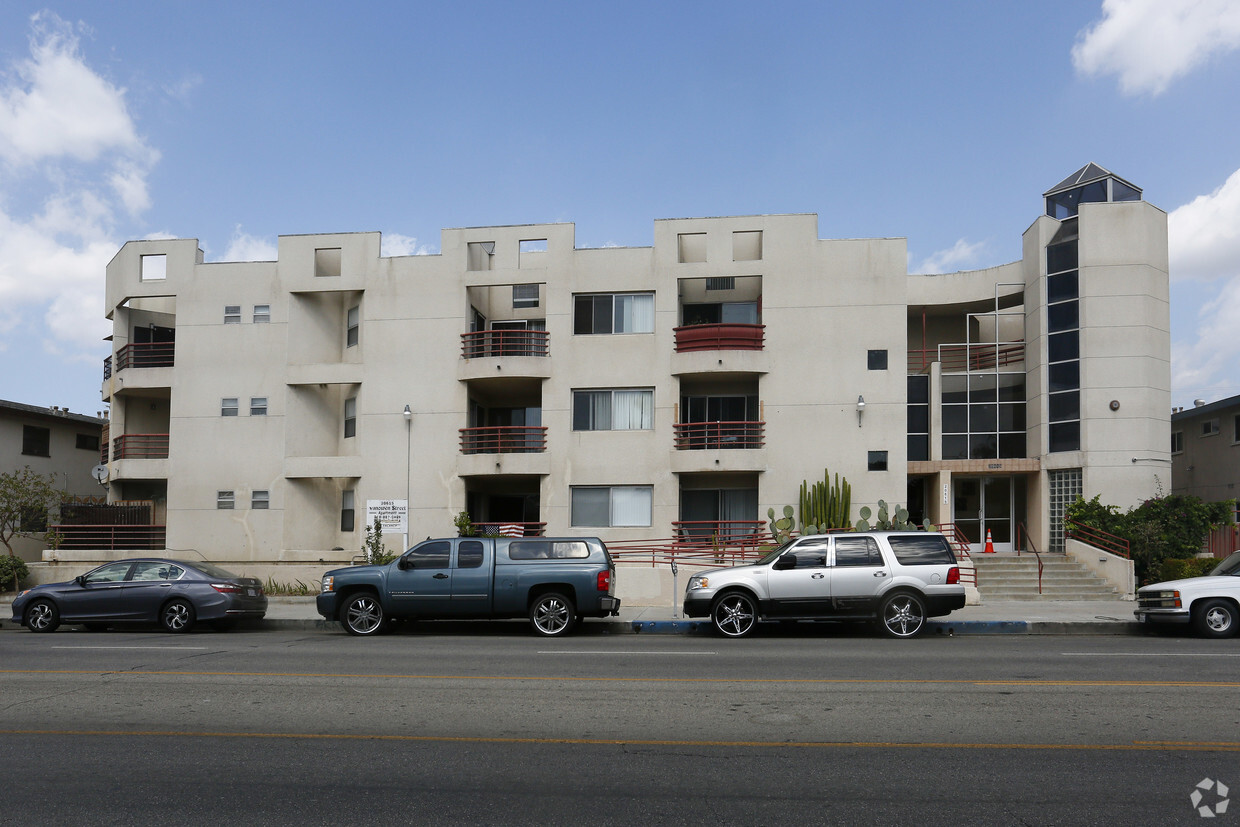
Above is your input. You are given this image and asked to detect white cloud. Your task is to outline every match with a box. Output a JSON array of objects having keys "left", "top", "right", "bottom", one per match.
[
  {"left": 220, "top": 225, "right": 277, "bottom": 261},
  {"left": 0, "top": 13, "right": 154, "bottom": 362},
  {"left": 1073, "top": 0, "right": 1240, "bottom": 96},
  {"left": 381, "top": 232, "right": 436, "bottom": 257},
  {"left": 1168, "top": 167, "right": 1240, "bottom": 282},
  {"left": 912, "top": 239, "right": 986, "bottom": 275},
  {"left": 1172, "top": 275, "right": 1240, "bottom": 400}
]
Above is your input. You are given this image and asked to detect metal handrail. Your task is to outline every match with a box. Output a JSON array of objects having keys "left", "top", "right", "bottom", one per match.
[
  {"left": 461, "top": 330, "right": 549, "bottom": 358},
  {"left": 1017, "top": 521, "right": 1044, "bottom": 594},
  {"left": 1065, "top": 518, "right": 1131, "bottom": 559},
  {"left": 115, "top": 342, "right": 175, "bottom": 371},
  {"left": 673, "top": 421, "right": 765, "bottom": 450},
  {"left": 935, "top": 522, "right": 977, "bottom": 587},
  {"left": 908, "top": 341, "right": 1025, "bottom": 373},
  {"left": 459, "top": 426, "right": 548, "bottom": 454},
  {"left": 673, "top": 323, "right": 765, "bottom": 352},
  {"left": 112, "top": 433, "right": 169, "bottom": 459}
]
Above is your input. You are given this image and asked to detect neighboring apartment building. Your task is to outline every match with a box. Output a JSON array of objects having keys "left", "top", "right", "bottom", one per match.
[
  {"left": 1, "top": 399, "right": 107, "bottom": 561},
  {"left": 97, "top": 163, "right": 1169, "bottom": 568},
  {"left": 1171, "top": 395, "right": 1240, "bottom": 520}
]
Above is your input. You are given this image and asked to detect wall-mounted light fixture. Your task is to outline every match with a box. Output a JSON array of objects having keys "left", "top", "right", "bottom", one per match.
[{"left": 856, "top": 395, "right": 866, "bottom": 428}]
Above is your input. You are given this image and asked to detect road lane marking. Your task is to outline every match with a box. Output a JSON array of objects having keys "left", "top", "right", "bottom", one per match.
[
  {"left": 2, "top": 669, "right": 1238, "bottom": 687},
  {"left": 537, "top": 651, "right": 717, "bottom": 655},
  {"left": 1062, "top": 652, "right": 1240, "bottom": 657},
  {"left": 0, "top": 729, "right": 1238, "bottom": 752}
]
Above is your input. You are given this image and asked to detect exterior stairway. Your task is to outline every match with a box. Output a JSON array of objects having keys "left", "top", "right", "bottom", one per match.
[{"left": 970, "top": 553, "right": 1122, "bottom": 600}]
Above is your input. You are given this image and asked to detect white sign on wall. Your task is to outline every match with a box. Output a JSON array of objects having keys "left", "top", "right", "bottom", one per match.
[
  {"left": 366, "top": 499, "right": 408, "bottom": 534},
  {"left": 942, "top": 483, "right": 950, "bottom": 506}
]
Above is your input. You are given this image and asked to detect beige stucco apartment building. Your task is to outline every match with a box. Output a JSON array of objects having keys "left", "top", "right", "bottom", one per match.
[{"left": 90, "top": 164, "right": 1169, "bottom": 575}]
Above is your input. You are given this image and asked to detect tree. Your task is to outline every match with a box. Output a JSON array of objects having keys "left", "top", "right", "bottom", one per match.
[{"left": 0, "top": 466, "right": 63, "bottom": 557}]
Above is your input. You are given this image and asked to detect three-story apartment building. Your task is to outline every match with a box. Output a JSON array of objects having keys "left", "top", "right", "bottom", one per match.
[{"left": 98, "top": 164, "right": 1169, "bottom": 567}]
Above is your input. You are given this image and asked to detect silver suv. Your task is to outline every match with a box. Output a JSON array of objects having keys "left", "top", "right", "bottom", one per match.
[{"left": 683, "top": 531, "right": 965, "bottom": 638}]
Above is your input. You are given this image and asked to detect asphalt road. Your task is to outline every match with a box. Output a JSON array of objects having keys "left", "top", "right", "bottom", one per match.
[{"left": 2, "top": 624, "right": 1237, "bottom": 825}]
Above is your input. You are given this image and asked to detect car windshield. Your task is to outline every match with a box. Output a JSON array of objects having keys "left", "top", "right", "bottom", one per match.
[
  {"left": 1210, "top": 552, "right": 1240, "bottom": 577},
  {"left": 756, "top": 540, "right": 798, "bottom": 566}
]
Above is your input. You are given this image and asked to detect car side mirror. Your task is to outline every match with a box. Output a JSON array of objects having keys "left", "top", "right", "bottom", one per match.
[
  {"left": 772, "top": 555, "right": 796, "bottom": 570},
  {"left": 75, "top": 575, "right": 87, "bottom": 587},
  {"left": 397, "top": 556, "right": 412, "bottom": 570}
]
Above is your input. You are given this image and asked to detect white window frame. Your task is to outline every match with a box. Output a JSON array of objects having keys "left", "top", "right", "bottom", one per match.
[
  {"left": 224, "top": 305, "right": 241, "bottom": 324},
  {"left": 572, "top": 389, "right": 654, "bottom": 431},
  {"left": 570, "top": 485, "right": 652, "bottom": 528},
  {"left": 217, "top": 490, "right": 235, "bottom": 510},
  {"left": 221, "top": 398, "right": 239, "bottom": 417},
  {"left": 251, "top": 490, "right": 270, "bottom": 510},
  {"left": 250, "top": 397, "right": 268, "bottom": 416},
  {"left": 253, "top": 304, "right": 271, "bottom": 323}
]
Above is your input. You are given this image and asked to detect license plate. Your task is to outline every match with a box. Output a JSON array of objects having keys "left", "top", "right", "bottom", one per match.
[{"left": 247, "top": 588, "right": 257, "bottom": 597}]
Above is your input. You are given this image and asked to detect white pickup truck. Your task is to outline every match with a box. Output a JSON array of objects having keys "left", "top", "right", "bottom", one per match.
[{"left": 1135, "top": 551, "right": 1240, "bottom": 638}]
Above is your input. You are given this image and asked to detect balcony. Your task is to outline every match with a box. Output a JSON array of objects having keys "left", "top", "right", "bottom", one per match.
[
  {"left": 112, "top": 433, "right": 169, "bottom": 459},
  {"left": 674, "top": 421, "right": 764, "bottom": 450},
  {"left": 908, "top": 341, "right": 1025, "bottom": 373},
  {"left": 462, "top": 330, "right": 549, "bottom": 358},
  {"left": 673, "top": 520, "right": 769, "bottom": 542},
  {"left": 115, "top": 342, "right": 175, "bottom": 371},
  {"left": 674, "top": 323, "right": 764, "bottom": 353},
  {"left": 460, "top": 426, "right": 548, "bottom": 454}
]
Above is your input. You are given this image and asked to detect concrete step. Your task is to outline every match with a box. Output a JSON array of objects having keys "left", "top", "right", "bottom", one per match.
[{"left": 971, "top": 553, "right": 1122, "bottom": 601}]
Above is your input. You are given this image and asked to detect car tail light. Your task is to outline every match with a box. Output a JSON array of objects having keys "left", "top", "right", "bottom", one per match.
[
  {"left": 210, "top": 583, "right": 242, "bottom": 594},
  {"left": 946, "top": 567, "right": 960, "bottom": 585},
  {"left": 597, "top": 570, "right": 612, "bottom": 592}
]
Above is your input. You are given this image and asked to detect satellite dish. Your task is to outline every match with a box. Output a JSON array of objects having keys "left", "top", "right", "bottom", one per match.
[{"left": 91, "top": 464, "right": 109, "bottom": 484}]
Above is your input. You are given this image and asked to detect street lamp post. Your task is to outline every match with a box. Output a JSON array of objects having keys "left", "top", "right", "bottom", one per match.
[{"left": 403, "top": 404, "right": 412, "bottom": 550}]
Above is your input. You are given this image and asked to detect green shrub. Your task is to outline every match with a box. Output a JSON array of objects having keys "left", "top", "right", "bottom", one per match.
[
  {"left": 1158, "top": 556, "right": 1224, "bottom": 583},
  {"left": 0, "top": 554, "right": 29, "bottom": 592}
]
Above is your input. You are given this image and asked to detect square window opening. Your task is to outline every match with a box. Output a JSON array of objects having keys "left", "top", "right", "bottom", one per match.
[
  {"left": 140, "top": 254, "right": 167, "bottom": 281},
  {"left": 253, "top": 304, "right": 271, "bottom": 324},
  {"left": 224, "top": 305, "right": 241, "bottom": 325},
  {"left": 678, "top": 233, "right": 707, "bottom": 263},
  {"left": 221, "top": 398, "right": 239, "bottom": 417},
  {"left": 315, "top": 248, "right": 342, "bottom": 277},
  {"left": 867, "top": 349, "right": 888, "bottom": 370},
  {"left": 732, "top": 230, "right": 762, "bottom": 262},
  {"left": 217, "top": 491, "right": 235, "bottom": 510}
]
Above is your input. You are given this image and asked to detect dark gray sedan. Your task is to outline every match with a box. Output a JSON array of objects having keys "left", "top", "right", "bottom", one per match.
[{"left": 10, "top": 559, "right": 267, "bottom": 633}]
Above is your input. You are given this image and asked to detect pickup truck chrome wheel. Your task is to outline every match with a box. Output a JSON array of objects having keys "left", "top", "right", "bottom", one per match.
[
  {"left": 712, "top": 592, "right": 757, "bottom": 638},
  {"left": 342, "top": 593, "right": 385, "bottom": 636},
  {"left": 1194, "top": 599, "right": 1237, "bottom": 638},
  {"left": 879, "top": 592, "right": 925, "bottom": 638},
  {"left": 530, "top": 593, "right": 576, "bottom": 636},
  {"left": 25, "top": 599, "right": 60, "bottom": 633}
]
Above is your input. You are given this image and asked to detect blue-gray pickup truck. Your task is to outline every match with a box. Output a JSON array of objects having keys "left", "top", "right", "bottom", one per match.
[{"left": 317, "top": 536, "right": 621, "bottom": 636}]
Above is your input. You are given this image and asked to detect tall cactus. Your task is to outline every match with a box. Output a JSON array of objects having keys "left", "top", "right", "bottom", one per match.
[{"left": 797, "top": 468, "right": 852, "bottom": 532}]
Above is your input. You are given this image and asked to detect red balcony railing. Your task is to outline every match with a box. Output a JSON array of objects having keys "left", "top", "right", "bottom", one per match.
[
  {"left": 50, "top": 524, "right": 166, "bottom": 550},
  {"left": 674, "top": 421, "right": 764, "bottom": 450},
  {"left": 461, "top": 330, "right": 549, "bottom": 358},
  {"left": 469, "top": 521, "right": 548, "bottom": 537},
  {"left": 459, "top": 426, "right": 547, "bottom": 454},
  {"left": 115, "top": 342, "right": 175, "bottom": 371},
  {"left": 908, "top": 341, "right": 1025, "bottom": 373},
  {"left": 112, "top": 433, "right": 169, "bottom": 459},
  {"left": 674, "top": 323, "right": 765, "bottom": 352},
  {"left": 672, "top": 520, "right": 769, "bottom": 542}
]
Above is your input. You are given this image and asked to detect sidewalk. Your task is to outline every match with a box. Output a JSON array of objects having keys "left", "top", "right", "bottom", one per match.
[{"left": 2, "top": 596, "right": 1143, "bottom": 635}]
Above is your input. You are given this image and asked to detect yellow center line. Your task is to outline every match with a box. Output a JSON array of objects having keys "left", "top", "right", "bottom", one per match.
[
  {"left": 0, "top": 729, "right": 1238, "bottom": 751},
  {"left": 1, "top": 669, "right": 1237, "bottom": 687}
]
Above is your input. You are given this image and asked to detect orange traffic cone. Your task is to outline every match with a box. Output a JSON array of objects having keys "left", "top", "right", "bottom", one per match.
[{"left": 983, "top": 529, "right": 995, "bottom": 553}]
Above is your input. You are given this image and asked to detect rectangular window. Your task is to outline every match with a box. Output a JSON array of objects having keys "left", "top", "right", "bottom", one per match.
[
  {"left": 250, "top": 397, "right": 267, "bottom": 416},
  {"left": 512, "top": 284, "right": 540, "bottom": 309},
  {"left": 22, "top": 425, "right": 51, "bottom": 457},
  {"left": 140, "top": 253, "right": 167, "bottom": 281},
  {"left": 518, "top": 239, "right": 547, "bottom": 267},
  {"left": 867, "top": 450, "right": 888, "bottom": 471},
  {"left": 1234, "top": 415, "right": 1240, "bottom": 443},
  {"left": 867, "top": 350, "right": 888, "bottom": 370},
  {"left": 76, "top": 433, "right": 100, "bottom": 451},
  {"left": 1202, "top": 419, "right": 1220, "bottom": 437},
  {"left": 571, "top": 486, "right": 652, "bottom": 527},
  {"left": 572, "top": 389, "right": 654, "bottom": 431},
  {"left": 347, "top": 305, "right": 359, "bottom": 348},
  {"left": 251, "top": 490, "right": 269, "bottom": 510},
  {"left": 221, "top": 398, "right": 239, "bottom": 417},
  {"left": 574, "top": 293, "right": 654, "bottom": 334},
  {"left": 344, "top": 397, "right": 357, "bottom": 438},
  {"left": 253, "top": 304, "right": 271, "bottom": 324},
  {"left": 315, "top": 247, "right": 342, "bottom": 277},
  {"left": 224, "top": 305, "right": 241, "bottom": 324},
  {"left": 341, "top": 489, "right": 355, "bottom": 532},
  {"left": 1171, "top": 431, "right": 1183, "bottom": 453},
  {"left": 906, "top": 375, "right": 929, "bottom": 462},
  {"left": 217, "top": 490, "right": 235, "bottom": 510}
]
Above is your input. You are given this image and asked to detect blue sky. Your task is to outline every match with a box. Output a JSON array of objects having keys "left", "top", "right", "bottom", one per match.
[{"left": 2, "top": 1, "right": 1239, "bottom": 417}]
